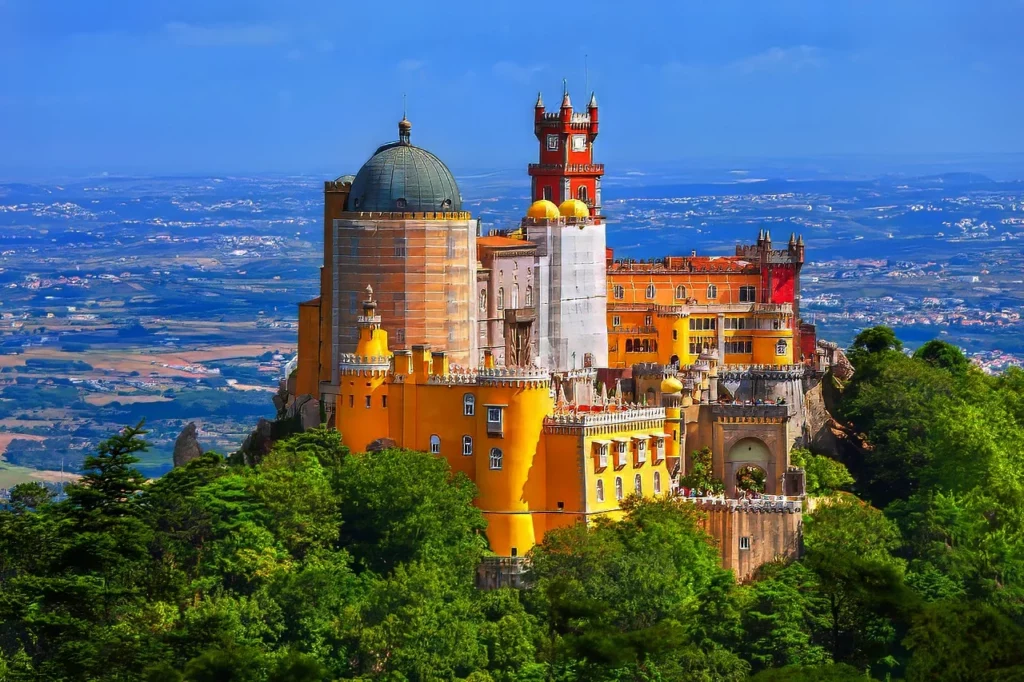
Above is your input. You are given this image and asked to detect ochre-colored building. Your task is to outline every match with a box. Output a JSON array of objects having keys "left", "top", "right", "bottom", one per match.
[{"left": 337, "top": 291, "right": 674, "bottom": 558}]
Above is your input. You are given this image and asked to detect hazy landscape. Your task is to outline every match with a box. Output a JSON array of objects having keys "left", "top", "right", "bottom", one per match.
[{"left": 2, "top": 164, "right": 1024, "bottom": 481}]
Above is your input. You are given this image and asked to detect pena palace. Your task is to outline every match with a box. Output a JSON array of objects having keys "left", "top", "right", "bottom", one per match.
[{"left": 287, "top": 85, "right": 839, "bottom": 586}]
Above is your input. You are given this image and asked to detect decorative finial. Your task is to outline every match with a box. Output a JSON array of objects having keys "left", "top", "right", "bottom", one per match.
[
  {"left": 561, "top": 79, "right": 571, "bottom": 108},
  {"left": 588, "top": 91, "right": 597, "bottom": 108},
  {"left": 536, "top": 91, "right": 544, "bottom": 108},
  {"left": 365, "top": 284, "right": 374, "bottom": 302}
]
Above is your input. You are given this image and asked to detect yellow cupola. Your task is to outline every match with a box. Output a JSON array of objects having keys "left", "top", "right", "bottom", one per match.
[
  {"left": 558, "top": 198, "right": 590, "bottom": 218},
  {"left": 660, "top": 376, "right": 683, "bottom": 394},
  {"left": 526, "top": 199, "right": 561, "bottom": 220}
]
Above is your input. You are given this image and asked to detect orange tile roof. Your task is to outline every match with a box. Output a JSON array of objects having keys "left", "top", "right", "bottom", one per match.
[{"left": 477, "top": 235, "right": 534, "bottom": 249}]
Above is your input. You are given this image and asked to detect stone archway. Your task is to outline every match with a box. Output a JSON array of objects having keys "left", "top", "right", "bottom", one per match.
[{"left": 726, "top": 437, "right": 774, "bottom": 498}]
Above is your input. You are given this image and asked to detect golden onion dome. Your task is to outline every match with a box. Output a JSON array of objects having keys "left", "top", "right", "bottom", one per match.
[
  {"left": 558, "top": 198, "right": 590, "bottom": 218},
  {"left": 661, "top": 376, "right": 684, "bottom": 394},
  {"left": 527, "top": 199, "right": 561, "bottom": 220}
]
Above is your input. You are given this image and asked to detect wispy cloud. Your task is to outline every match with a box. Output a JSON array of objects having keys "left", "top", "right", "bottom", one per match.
[
  {"left": 397, "top": 59, "right": 425, "bottom": 73},
  {"left": 164, "top": 22, "right": 290, "bottom": 47},
  {"left": 730, "top": 45, "right": 823, "bottom": 74},
  {"left": 492, "top": 60, "right": 546, "bottom": 83}
]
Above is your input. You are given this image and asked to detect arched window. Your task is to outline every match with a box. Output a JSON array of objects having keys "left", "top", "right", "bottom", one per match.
[
  {"left": 463, "top": 393, "right": 475, "bottom": 416},
  {"left": 462, "top": 435, "right": 473, "bottom": 456},
  {"left": 596, "top": 479, "right": 605, "bottom": 502},
  {"left": 634, "top": 473, "right": 643, "bottom": 495},
  {"left": 707, "top": 284, "right": 718, "bottom": 299},
  {"left": 641, "top": 339, "right": 650, "bottom": 353},
  {"left": 511, "top": 284, "right": 519, "bottom": 308},
  {"left": 429, "top": 434, "right": 440, "bottom": 454},
  {"left": 625, "top": 339, "right": 633, "bottom": 353},
  {"left": 776, "top": 339, "right": 789, "bottom": 356},
  {"left": 479, "top": 289, "right": 487, "bottom": 313},
  {"left": 646, "top": 388, "right": 656, "bottom": 405},
  {"left": 497, "top": 287, "right": 504, "bottom": 310},
  {"left": 614, "top": 476, "right": 624, "bottom": 501},
  {"left": 489, "top": 447, "right": 503, "bottom": 470},
  {"left": 633, "top": 338, "right": 641, "bottom": 351},
  {"left": 654, "top": 471, "right": 661, "bottom": 494},
  {"left": 577, "top": 185, "right": 589, "bottom": 203},
  {"left": 525, "top": 286, "right": 533, "bottom": 307},
  {"left": 645, "top": 284, "right": 656, "bottom": 300},
  {"left": 675, "top": 285, "right": 686, "bottom": 300}
]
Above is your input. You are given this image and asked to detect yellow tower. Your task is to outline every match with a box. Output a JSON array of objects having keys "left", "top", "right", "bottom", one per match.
[
  {"left": 473, "top": 368, "right": 553, "bottom": 557},
  {"left": 336, "top": 285, "right": 393, "bottom": 453}
]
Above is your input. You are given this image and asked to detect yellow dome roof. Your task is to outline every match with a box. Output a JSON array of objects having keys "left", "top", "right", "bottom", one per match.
[
  {"left": 526, "top": 199, "right": 560, "bottom": 220},
  {"left": 661, "top": 376, "right": 683, "bottom": 394},
  {"left": 558, "top": 198, "right": 590, "bottom": 218}
]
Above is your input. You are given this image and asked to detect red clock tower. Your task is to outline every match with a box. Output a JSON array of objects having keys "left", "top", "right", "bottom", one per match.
[{"left": 529, "top": 85, "right": 604, "bottom": 216}]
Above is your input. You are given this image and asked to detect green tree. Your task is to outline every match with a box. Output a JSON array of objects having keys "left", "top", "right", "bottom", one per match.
[
  {"left": 680, "top": 447, "right": 724, "bottom": 496},
  {"left": 850, "top": 325, "right": 903, "bottom": 355},
  {"left": 6, "top": 482, "right": 54, "bottom": 510},
  {"left": 913, "top": 339, "right": 969, "bottom": 375},
  {"left": 789, "top": 449, "right": 853, "bottom": 496}
]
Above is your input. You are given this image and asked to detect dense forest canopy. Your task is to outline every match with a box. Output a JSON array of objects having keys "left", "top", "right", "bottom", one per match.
[{"left": 2, "top": 326, "right": 1024, "bottom": 680}]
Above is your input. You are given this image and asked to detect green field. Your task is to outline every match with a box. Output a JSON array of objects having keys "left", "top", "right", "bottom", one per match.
[{"left": 0, "top": 460, "right": 49, "bottom": 488}]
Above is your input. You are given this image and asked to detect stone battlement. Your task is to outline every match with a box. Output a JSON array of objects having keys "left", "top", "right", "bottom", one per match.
[
  {"left": 544, "top": 406, "right": 665, "bottom": 430},
  {"left": 681, "top": 496, "right": 803, "bottom": 514}
]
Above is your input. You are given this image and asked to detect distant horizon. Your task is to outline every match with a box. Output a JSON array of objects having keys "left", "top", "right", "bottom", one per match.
[{"left": 2, "top": 0, "right": 1023, "bottom": 177}]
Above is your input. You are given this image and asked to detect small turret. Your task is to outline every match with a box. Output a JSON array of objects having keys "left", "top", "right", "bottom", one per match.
[
  {"left": 588, "top": 91, "right": 599, "bottom": 133},
  {"left": 534, "top": 92, "right": 545, "bottom": 124},
  {"left": 398, "top": 117, "right": 411, "bottom": 145}
]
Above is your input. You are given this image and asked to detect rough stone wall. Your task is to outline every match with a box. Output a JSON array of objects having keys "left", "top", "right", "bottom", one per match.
[{"left": 692, "top": 500, "right": 803, "bottom": 581}]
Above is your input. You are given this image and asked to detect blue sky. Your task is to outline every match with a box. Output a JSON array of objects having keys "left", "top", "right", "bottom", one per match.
[{"left": 2, "top": 0, "right": 1023, "bottom": 176}]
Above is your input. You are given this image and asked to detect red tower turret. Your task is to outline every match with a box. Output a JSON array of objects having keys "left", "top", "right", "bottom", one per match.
[{"left": 529, "top": 83, "right": 604, "bottom": 216}]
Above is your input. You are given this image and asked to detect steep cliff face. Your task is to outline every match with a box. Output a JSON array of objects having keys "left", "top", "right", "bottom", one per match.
[{"left": 236, "top": 389, "right": 323, "bottom": 466}]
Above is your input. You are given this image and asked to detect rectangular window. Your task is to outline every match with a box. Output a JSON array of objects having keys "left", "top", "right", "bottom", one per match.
[
  {"left": 382, "top": 395, "right": 388, "bottom": 408},
  {"left": 487, "top": 406, "right": 504, "bottom": 436},
  {"left": 546, "top": 134, "right": 559, "bottom": 151},
  {"left": 636, "top": 439, "right": 647, "bottom": 463},
  {"left": 613, "top": 285, "right": 624, "bottom": 300},
  {"left": 348, "top": 395, "right": 354, "bottom": 408},
  {"left": 479, "top": 321, "right": 487, "bottom": 339},
  {"left": 394, "top": 237, "right": 407, "bottom": 258},
  {"left": 616, "top": 441, "right": 627, "bottom": 468},
  {"left": 672, "top": 329, "right": 678, "bottom": 340},
  {"left": 447, "top": 235, "right": 456, "bottom": 259},
  {"left": 740, "top": 536, "right": 751, "bottom": 551},
  {"left": 644, "top": 315, "right": 653, "bottom": 326},
  {"left": 612, "top": 315, "right": 621, "bottom": 327},
  {"left": 365, "top": 395, "right": 371, "bottom": 408}
]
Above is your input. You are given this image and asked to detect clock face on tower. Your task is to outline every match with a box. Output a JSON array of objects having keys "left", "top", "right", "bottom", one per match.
[
  {"left": 571, "top": 135, "right": 586, "bottom": 152},
  {"left": 546, "top": 134, "right": 559, "bottom": 151}
]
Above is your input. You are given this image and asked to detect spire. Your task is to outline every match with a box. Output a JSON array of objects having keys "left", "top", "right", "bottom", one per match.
[
  {"left": 615, "top": 377, "right": 624, "bottom": 407},
  {"left": 789, "top": 232, "right": 796, "bottom": 245},
  {"left": 758, "top": 228, "right": 764, "bottom": 242},
  {"left": 589, "top": 91, "right": 597, "bottom": 108},
  {"left": 561, "top": 78, "right": 572, "bottom": 109},
  {"left": 765, "top": 229, "right": 772, "bottom": 243},
  {"left": 535, "top": 91, "right": 544, "bottom": 108},
  {"left": 600, "top": 381, "right": 609, "bottom": 405},
  {"left": 797, "top": 234, "right": 804, "bottom": 245}
]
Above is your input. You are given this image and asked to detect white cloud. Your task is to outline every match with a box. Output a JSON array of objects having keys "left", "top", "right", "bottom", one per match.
[
  {"left": 729, "top": 45, "right": 824, "bottom": 74},
  {"left": 397, "top": 59, "right": 425, "bottom": 73},
  {"left": 492, "top": 60, "right": 546, "bottom": 83},
  {"left": 164, "top": 21, "right": 290, "bottom": 47}
]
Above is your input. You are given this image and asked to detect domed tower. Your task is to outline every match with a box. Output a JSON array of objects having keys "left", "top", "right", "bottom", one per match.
[
  {"left": 329, "top": 117, "right": 478, "bottom": 381},
  {"left": 336, "top": 285, "right": 394, "bottom": 452}
]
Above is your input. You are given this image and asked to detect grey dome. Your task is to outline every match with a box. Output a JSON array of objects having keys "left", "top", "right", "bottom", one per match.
[{"left": 347, "top": 120, "right": 462, "bottom": 213}]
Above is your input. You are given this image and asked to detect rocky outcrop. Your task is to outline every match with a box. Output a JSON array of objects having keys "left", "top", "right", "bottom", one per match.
[
  {"left": 173, "top": 422, "right": 203, "bottom": 468},
  {"left": 366, "top": 437, "right": 397, "bottom": 453},
  {"left": 832, "top": 348, "right": 855, "bottom": 382}
]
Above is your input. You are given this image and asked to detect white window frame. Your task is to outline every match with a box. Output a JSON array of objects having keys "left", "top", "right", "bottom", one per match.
[
  {"left": 546, "top": 134, "right": 559, "bottom": 151},
  {"left": 462, "top": 435, "right": 473, "bottom": 456},
  {"left": 645, "top": 284, "right": 656, "bottom": 300},
  {"left": 636, "top": 438, "right": 647, "bottom": 463},
  {"left": 654, "top": 471, "right": 661, "bottom": 495},
  {"left": 489, "top": 447, "right": 503, "bottom": 470},
  {"left": 612, "top": 315, "right": 621, "bottom": 327},
  {"left": 776, "top": 339, "right": 788, "bottom": 356},
  {"left": 653, "top": 437, "right": 664, "bottom": 462},
  {"left": 644, "top": 315, "right": 653, "bottom": 327},
  {"left": 596, "top": 479, "right": 605, "bottom": 502},
  {"left": 707, "top": 284, "right": 718, "bottom": 299},
  {"left": 675, "top": 285, "right": 686, "bottom": 300},
  {"left": 571, "top": 134, "right": 586, "bottom": 152},
  {"left": 615, "top": 441, "right": 627, "bottom": 468},
  {"left": 596, "top": 443, "right": 608, "bottom": 469},
  {"left": 429, "top": 434, "right": 441, "bottom": 454},
  {"left": 615, "top": 476, "right": 623, "bottom": 501},
  {"left": 634, "top": 474, "right": 643, "bottom": 495},
  {"left": 613, "top": 285, "right": 624, "bottom": 300},
  {"left": 740, "top": 536, "right": 751, "bottom": 551},
  {"left": 463, "top": 393, "right": 475, "bottom": 416}
]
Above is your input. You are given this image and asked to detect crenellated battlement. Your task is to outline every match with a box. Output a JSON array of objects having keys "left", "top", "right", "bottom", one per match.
[{"left": 681, "top": 495, "right": 803, "bottom": 513}]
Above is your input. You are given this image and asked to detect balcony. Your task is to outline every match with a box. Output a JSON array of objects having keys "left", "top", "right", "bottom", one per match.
[{"left": 528, "top": 163, "right": 605, "bottom": 175}]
